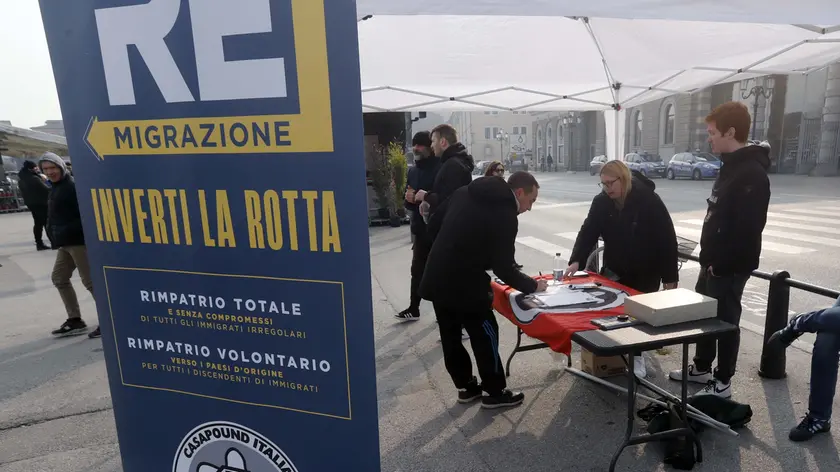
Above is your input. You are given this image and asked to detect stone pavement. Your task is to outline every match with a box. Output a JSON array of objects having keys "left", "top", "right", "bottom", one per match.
[{"left": 2, "top": 211, "right": 840, "bottom": 471}]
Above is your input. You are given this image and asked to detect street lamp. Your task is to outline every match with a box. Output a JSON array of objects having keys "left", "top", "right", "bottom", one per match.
[
  {"left": 741, "top": 79, "right": 773, "bottom": 140},
  {"left": 495, "top": 130, "right": 509, "bottom": 161}
]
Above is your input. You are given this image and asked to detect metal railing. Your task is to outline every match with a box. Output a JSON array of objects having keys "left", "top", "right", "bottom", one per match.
[
  {"left": 678, "top": 252, "right": 840, "bottom": 380},
  {"left": 583, "top": 242, "right": 839, "bottom": 379}
]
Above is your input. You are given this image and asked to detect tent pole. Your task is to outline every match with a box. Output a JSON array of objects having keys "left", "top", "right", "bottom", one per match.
[{"left": 614, "top": 108, "right": 619, "bottom": 160}]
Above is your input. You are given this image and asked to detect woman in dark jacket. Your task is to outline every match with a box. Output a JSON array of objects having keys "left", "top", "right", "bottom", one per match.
[{"left": 563, "top": 160, "right": 680, "bottom": 377}]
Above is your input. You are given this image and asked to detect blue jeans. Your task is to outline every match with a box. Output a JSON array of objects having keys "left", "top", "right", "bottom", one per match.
[{"left": 797, "top": 295, "right": 840, "bottom": 421}]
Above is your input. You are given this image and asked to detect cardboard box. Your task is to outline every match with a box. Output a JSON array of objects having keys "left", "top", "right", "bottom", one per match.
[
  {"left": 579, "top": 348, "right": 626, "bottom": 378},
  {"left": 624, "top": 288, "right": 717, "bottom": 327}
]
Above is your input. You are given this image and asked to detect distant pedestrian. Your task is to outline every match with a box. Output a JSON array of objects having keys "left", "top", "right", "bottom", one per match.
[
  {"left": 17, "top": 160, "right": 53, "bottom": 250},
  {"left": 669, "top": 101, "right": 771, "bottom": 398},
  {"left": 39, "top": 152, "right": 100, "bottom": 339}
]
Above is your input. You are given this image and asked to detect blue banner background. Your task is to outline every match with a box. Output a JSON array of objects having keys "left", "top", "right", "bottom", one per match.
[{"left": 37, "top": 0, "right": 380, "bottom": 470}]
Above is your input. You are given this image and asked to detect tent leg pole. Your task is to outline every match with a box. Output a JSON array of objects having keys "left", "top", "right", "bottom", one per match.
[{"left": 565, "top": 367, "right": 737, "bottom": 436}]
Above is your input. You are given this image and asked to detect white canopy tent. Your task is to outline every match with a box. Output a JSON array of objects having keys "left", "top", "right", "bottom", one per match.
[{"left": 354, "top": 0, "right": 840, "bottom": 159}]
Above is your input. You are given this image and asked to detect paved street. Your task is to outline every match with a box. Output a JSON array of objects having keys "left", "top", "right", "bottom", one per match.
[
  {"left": 1, "top": 173, "right": 840, "bottom": 471},
  {"left": 513, "top": 172, "right": 840, "bottom": 350}
]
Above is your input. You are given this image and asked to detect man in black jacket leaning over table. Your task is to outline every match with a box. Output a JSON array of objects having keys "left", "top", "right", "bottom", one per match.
[
  {"left": 420, "top": 171, "right": 547, "bottom": 409},
  {"left": 669, "top": 101, "right": 771, "bottom": 398}
]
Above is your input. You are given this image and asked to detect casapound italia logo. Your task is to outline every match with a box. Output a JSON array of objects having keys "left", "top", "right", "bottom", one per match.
[{"left": 173, "top": 421, "right": 299, "bottom": 472}]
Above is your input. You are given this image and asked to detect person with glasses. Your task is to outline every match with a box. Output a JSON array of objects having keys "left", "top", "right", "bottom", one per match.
[
  {"left": 562, "top": 160, "right": 679, "bottom": 377},
  {"left": 484, "top": 161, "right": 505, "bottom": 178}
]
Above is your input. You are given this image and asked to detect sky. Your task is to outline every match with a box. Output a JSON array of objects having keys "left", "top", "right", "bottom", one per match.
[{"left": 0, "top": 1, "right": 63, "bottom": 129}]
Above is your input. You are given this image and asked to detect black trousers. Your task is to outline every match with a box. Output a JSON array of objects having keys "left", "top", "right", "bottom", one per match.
[
  {"left": 30, "top": 205, "right": 50, "bottom": 245},
  {"left": 692, "top": 269, "right": 750, "bottom": 384},
  {"left": 433, "top": 300, "right": 506, "bottom": 394},
  {"left": 409, "top": 233, "right": 431, "bottom": 310}
]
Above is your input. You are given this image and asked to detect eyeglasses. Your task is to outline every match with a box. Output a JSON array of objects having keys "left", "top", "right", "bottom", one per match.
[{"left": 598, "top": 178, "right": 619, "bottom": 189}]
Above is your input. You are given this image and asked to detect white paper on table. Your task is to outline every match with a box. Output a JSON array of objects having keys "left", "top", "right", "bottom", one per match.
[{"left": 532, "top": 285, "right": 600, "bottom": 307}]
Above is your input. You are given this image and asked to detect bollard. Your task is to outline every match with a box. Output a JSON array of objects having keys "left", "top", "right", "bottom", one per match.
[{"left": 759, "top": 270, "right": 791, "bottom": 379}]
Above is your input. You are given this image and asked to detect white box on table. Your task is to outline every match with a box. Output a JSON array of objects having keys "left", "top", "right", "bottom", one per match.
[{"left": 623, "top": 288, "right": 717, "bottom": 327}]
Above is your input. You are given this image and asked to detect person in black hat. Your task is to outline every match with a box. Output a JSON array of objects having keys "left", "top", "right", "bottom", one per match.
[
  {"left": 17, "top": 160, "right": 53, "bottom": 250},
  {"left": 397, "top": 131, "right": 441, "bottom": 320}
]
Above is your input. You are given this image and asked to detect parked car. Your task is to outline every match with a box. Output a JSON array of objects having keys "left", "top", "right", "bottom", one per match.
[
  {"left": 621, "top": 152, "right": 666, "bottom": 178},
  {"left": 473, "top": 160, "right": 491, "bottom": 175},
  {"left": 666, "top": 152, "right": 721, "bottom": 180},
  {"left": 589, "top": 155, "right": 608, "bottom": 175}
]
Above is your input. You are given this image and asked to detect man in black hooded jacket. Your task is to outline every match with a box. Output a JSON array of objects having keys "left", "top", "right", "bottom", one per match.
[
  {"left": 396, "top": 131, "right": 441, "bottom": 320},
  {"left": 420, "top": 171, "right": 546, "bottom": 409},
  {"left": 669, "top": 102, "right": 771, "bottom": 399},
  {"left": 412, "top": 124, "right": 475, "bottom": 243}
]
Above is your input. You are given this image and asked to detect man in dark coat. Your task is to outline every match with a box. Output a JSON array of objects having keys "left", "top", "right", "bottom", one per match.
[
  {"left": 669, "top": 101, "right": 771, "bottom": 399},
  {"left": 420, "top": 171, "right": 546, "bottom": 409},
  {"left": 413, "top": 123, "right": 475, "bottom": 243},
  {"left": 39, "top": 152, "right": 101, "bottom": 339},
  {"left": 396, "top": 131, "right": 441, "bottom": 320},
  {"left": 17, "top": 160, "right": 52, "bottom": 250}
]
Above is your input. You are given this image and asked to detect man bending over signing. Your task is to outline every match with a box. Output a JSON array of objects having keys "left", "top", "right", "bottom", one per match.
[{"left": 419, "top": 171, "right": 547, "bottom": 409}]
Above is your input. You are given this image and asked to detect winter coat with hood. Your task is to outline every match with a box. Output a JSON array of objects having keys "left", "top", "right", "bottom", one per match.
[
  {"left": 569, "top": 170, "right": 679, "bottom": 293},
  {"left": 39, "top": 152, "right": 85, "bottom": 248},
  {"left": 699, "top": 144, "right": 771, "bottom": 276},
  {"left": 16, "top": 162, "right": 50, "bottom": 207},
  {"left": 422, "top": 142, "right": 475, "bottom": 242},
  {"left": 405, "top": 154, "right": 441, "bottom": 236},
  {"left": 419, "top": 176, "right": 538, "bottom": 312}
]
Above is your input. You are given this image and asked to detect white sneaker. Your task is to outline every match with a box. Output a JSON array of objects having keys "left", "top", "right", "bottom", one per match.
[
  {"left": 668, "top": 364, "right": 713, "bottom": 384},
  {"left": 693, "top": 379, "right": 732, "bottom": 398},
  {"left": 633, "top": 356, "right": 647, "bottom": 378}
]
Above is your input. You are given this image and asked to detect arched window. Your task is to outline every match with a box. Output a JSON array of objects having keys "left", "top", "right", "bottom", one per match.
[
  {"left": 633, "top": 111, "right": 643, "bottom": 148},
  {"left": 663, "top": 104, "right": 675, "bottom": 145},
  {"left": 546, "top": 126, "right": 553, "bottom": 158}
]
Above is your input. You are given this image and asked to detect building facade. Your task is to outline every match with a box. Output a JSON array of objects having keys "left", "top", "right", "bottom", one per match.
[
  {"left": 30, "top": 120, "right": 66, "bottom": 137},
  {"left": 448, "top": 111, "right": 537, "bottom": 163},
  {"left": 531, "top": 111, "right": 606, "bottom": 172}
]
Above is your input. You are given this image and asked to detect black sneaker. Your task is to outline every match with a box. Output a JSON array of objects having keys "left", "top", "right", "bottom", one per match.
[
  {"left": 767, "top": 314, "right": 805, "bottom": 350},
  {"left": 481, "top": 389, "right": 525, "bottom": 409},
  {"left": 36, "top": 242, "right": 50, "bottom": 251},
  {"left": 790, "top": 414, "right": 831, "bottom": 442},
  {"left": 457, "top": 380, "right": 483, "bottom": 403},
  {"left": 394, "top": 308, "right": 420, "bottom": 321},
  {"left": 51, "top": 318, "right": 88, "bottom": 337},
  {"left": 88, "top": 326, "right": 102, "bottom": 339}
]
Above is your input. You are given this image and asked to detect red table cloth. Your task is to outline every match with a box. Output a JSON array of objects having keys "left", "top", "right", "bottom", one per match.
[{"left": 491, "top": 273, "right": 641, "bottom": 356}]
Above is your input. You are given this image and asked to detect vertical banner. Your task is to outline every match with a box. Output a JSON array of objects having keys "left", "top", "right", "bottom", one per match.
[{"left": 37, "top": 0, "right": 381, "bottom": 470}]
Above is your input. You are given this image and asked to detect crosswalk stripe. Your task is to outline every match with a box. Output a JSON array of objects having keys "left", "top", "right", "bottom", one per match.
[
  {"left": 682, "top": 218, "right": 838, "bottom": 235},
  {"left": 553, "top": 232, "right": 701, "bottom": 271},
  {"left": 815, "top": 206, "right": 840, "bottom": 211},
  {"left": 783, "top": 208, "right": 837, "bottom": 217},
  {"left": 515, "top": 236, "right": 571, "bottom": 258},
  {"left": 555, "top": 231, "right": 579, "bottom": 241},
  {"left": 766, "top": 211, "right": 840, "bottom": 225},
  {"left": 672, "top": 225, "right": 815, "bottom": 255},
  {"left": 532, "top": 201, "right": 591, "bottom": 210}
]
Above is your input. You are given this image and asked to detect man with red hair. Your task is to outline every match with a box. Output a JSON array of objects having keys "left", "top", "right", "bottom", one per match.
[{"left": 669, "top": 101, "right": 771, "bottom": 399}]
